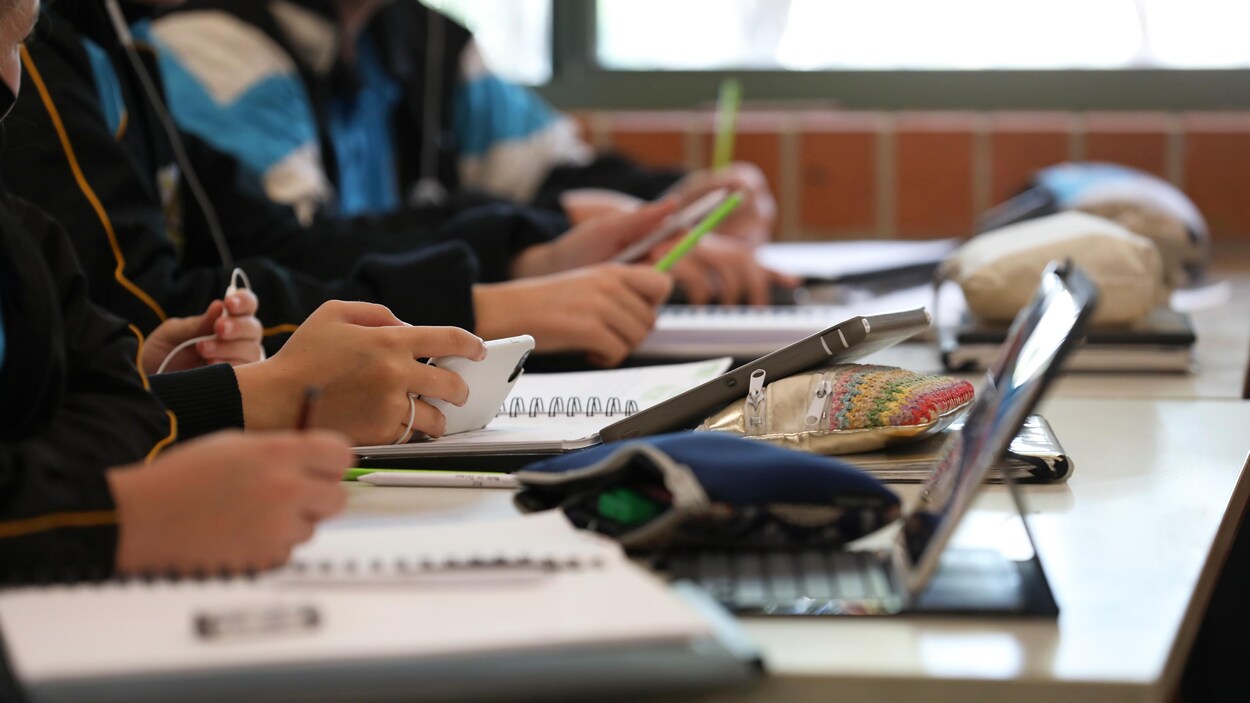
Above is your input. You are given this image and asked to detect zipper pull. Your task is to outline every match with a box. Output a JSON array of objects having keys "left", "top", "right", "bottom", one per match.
[
  {"left": 745, "top": 369, "right": 767, "bottom": 430},
  {"left": 805, "top": 378, "right": 832, "bottom": 428}
]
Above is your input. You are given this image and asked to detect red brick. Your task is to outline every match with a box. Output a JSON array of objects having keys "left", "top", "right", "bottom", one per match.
[
  {"left": 697, "top": 112, "right": 786, "bottom": 218},
  {"left": 607, "top": 112, "right": 691, "bottom": 170},
  {"left": 1182, "top": 113, "right": 1250, "bottom": 240},
  {"left": 795, "top": 113, "right": 879, "bottom": 235},
  {"left": 895, "top": 113, "right": 978, "bottom": 239},
  {"left": 988, "top": 113, "right": 1071, "bottom": 204},
  {"left": 1085, "top": 112, "right": 1170, "bottom": 177}
]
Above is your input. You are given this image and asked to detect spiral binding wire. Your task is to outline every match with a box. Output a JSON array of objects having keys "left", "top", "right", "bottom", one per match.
[
  {"left": 497, "top": 396, "right": 641, "bottom": 419},
  {"left": 281, "top": 552, "right": 605, "bottom": 580},
  {"left": 0, "top": 552, "right": 606, "bottom": 587}
]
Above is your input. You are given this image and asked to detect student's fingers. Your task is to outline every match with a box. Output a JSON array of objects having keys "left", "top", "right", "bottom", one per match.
[
  {"left": 693, "top": 248, "right": 744, "bottom": 305},
  {"left": 155, "top": 303, "right": 219, "bottom": 345},
  {"left": 214, "top": 313, "right": 263, "bottom": 342},
  {"left": 200, "top": 299, "right": 225, "bottom": 322},
  {"left": 617, "top": 266, "right": 675, "bottom": 307},
  {"left": 580, "top": 322, "right": 631, "bottom": 368},
  {"left": 668, "top": 259, "right": 713, "bottom": 305},
  {"left": 593, "top": 271, "right": 658, "bottom": 331},
  {"left": 770, "top": 268, "right": 803, "bottom": 290},
  {"left": 389, "top": 325, "right": 486, "bottom": 362},
  {"left": 597, "top": 280, "right": 656, "bottom": 345},
  {"left": 288, "top": 518, "right": 319, "bottom": 550},
  {"left": 743, "top": 258, "right": 773, "bottom": 307},
  {"left": 295, "top": 480, "right": 348, "bottom": 522},
  {"left": 198, "top": 339, "right": 263, "bottom": 366},
  {"left": 183, "top": 300, "right": 223, "bottom": 339},
  {"left": 559, "top": 189, "right": 643, "bottom": 225},
  {"left": 283, "top": 432, "right": 355, "bottom": 480},
  {"left": 410, "top": 364, "right": 470, "bottom": 406},
  {"left": 596, "top": 198, "right": 677, "bottom": 249},
  {"left": 223, "top": 289, "right": 259, "bottom": 317},
  {"left": 668, "top": 170, "right": 720, "bottom": 203},
  {"left": 407, "top": 398, "right": 447, "bottom": 439},
  {"left": 598, "top": 300, "right": 652, "bottom": 354},
  {"left": 320, "top": 300, "right": 407, "bottom": 328}
]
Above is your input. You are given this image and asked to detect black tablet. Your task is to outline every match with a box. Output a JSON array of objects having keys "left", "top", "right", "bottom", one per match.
[{"left": 599, "top": 308, "right": 931, "bottom": 443}]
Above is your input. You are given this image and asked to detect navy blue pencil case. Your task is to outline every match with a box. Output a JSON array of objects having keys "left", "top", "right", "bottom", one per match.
[{"left": 514, "top": 433, "right": 900, "bottom": 550}]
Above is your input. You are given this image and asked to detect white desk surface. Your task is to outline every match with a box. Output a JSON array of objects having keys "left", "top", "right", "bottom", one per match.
[
  {"left": 869, "top": 276, "right": 1249, "bottom": 401},
  {"left": 341, "top": 396, "right": 1250, "bottom": 703}
]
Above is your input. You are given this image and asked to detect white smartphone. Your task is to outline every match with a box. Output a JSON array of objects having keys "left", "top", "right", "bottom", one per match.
[{"left": 424, "top": 335, "right": 535, "bottom": 436}]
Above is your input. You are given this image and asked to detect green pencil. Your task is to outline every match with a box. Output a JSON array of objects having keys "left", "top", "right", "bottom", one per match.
[
  {"left": 712, "top": 78, "right": 742, "bottom": 171},
  {"left": 653, "top": 192, "right": 744, "bottom": 272}
]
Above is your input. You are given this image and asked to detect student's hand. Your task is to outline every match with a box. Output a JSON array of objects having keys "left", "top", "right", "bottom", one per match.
[
  {"left": 508, "top": 199, "right": 678, "bottom": 278},
  {"left": 559, "top": 188, "right": 645, "bottom": 226},
  {"left": 233, "top": 301, "right": 484, "bottom": 445},
  {"left": 107, "top": 430, "right": 352, "bottom": 575},
  {"left": 141, "top": 290, "right": 263, "bottom": 374},
  {"left": 474, "top": 264, "right": 673, "bottom": 367},
  {"left": 651, "top": 233, "right": 800, "bottom": 306},
  {"left": 664, "top": 163, "right": 777, "bottom": 248}
]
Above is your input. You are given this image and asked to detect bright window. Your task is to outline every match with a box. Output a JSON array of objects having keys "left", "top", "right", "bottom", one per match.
[
  {"left": 424, "top": 0, "right": 552, "bottom": 84},
  {"left": 596, "top": 0, "right": 1250, "bottom": 71}
]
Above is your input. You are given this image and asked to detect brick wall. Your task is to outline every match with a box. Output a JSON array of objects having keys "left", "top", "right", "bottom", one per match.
[{"left": 574, "top": 110, "right": 1250, "bottom": 242}]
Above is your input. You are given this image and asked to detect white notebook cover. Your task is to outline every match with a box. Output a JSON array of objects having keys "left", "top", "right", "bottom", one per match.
[{"left": 0, "top": 513, "right": 714, "bottom": 686}]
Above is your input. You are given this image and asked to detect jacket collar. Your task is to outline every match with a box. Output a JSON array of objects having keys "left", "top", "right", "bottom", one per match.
[{"left": 46, "top": 0, "right": 157, "bottom": 49}]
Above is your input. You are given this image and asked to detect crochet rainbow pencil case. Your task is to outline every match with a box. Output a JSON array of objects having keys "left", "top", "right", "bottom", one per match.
[{"left": 699, "top": 364, "right": 975, "bottom": 455}]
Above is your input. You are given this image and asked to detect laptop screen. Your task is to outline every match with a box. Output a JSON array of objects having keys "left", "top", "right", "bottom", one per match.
[{"left": 898, "top": 262, "right": 1099, "bottom": 596}]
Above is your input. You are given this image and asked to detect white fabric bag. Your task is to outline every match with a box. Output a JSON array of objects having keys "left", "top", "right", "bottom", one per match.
[{"left": 942, "top": 211, "right": 1166, "bottom": 325}]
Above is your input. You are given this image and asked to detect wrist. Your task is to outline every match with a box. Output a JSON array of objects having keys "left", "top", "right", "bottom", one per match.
[
  {"left": 234, "top": 360, "right": 301, "bottom": 431},
  {"left": 508, "top": 243, "right": 558, "bottom": 279}
]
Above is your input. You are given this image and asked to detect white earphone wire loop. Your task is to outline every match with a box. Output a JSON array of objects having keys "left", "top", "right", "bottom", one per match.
[{"left": 393, "top": 393, "right": 419, "bottom": 445}]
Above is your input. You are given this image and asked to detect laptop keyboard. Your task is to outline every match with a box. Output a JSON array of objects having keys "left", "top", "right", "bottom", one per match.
[{"left": 661, "top": 549, "right": 899, "bottom": 615}]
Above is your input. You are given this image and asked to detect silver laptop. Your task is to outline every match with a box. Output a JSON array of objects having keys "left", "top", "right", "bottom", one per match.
[{"left": 665, "top": 260, "right": 1099, "bottom": 616}]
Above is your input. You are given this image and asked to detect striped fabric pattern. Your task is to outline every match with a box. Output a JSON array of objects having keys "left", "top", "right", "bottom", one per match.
[
  {"left": 825, "top": 365, "right": 976, "bottom": 431},
  {"left": 152, "top": 7, "right": 593, "bottom": 216},
  {"left": 151, "top": 11, "right": 332, "bottom": 222}
]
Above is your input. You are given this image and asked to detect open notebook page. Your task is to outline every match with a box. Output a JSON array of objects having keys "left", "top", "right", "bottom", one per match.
[
  {"left": 755, "top": 238, "right": 958, "bottom": 280},
  {"left": 356, "top": 357, "right": 732, "bottom": 456},
  {"left": 0, "top": 513, "right": 713, "bottom": 684}
]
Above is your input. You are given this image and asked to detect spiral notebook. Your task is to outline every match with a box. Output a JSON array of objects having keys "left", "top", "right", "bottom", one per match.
[
  {"left": 355, "top": 358, "right": 732, "bottom": 460},
  {"left": 0, "top": 512, "right": 759, "bottom": 703},
  {"left": 841, "top": 414, "right": 1073, "bottom": 483}
]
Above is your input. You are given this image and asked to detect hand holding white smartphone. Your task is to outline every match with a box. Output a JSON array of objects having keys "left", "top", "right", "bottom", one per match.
[{"left": 424, "top": 335, "right": 535, "bottom": 436}]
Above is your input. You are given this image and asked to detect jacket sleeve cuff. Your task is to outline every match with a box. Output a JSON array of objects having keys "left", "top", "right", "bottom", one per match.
[
  {"left": 435, "top": 203, "right": 567, "bottom": 283},
  {"left": 353, "top": 240, "right": 479, "bottom": 329},
  {"left": 148, "top": 364, "right": 245, "bottom": 440}
]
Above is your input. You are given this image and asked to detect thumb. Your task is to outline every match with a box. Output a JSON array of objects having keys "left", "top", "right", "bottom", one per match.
[
  {"left": 196, "top": 300, "right": 225, "bottom": 337},
  {"left": 600, "top": 198, "right": 679, "bottom": 250},
  {"left": 161, "top": 300, "right": 222, "bottom": 341}
]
